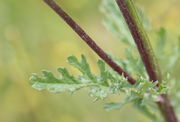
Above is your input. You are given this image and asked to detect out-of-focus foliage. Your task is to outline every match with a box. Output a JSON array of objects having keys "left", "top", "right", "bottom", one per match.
[
  {"left": 154, "top": 28, "right": 180, "bottom": 119},
  {"left": 0, "top": 0, "right": 180, "bottom": 122},
  {"left": 100, "top": 0, "right": 135, "bottom": 46}
]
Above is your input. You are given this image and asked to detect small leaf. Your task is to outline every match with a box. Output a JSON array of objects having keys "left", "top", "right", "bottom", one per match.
[
  {"left": 68, "top": 55, "right": 96, "bottom": 82},
  {"left": 104, "top": 102, "right": 123, "bottom": 111}
]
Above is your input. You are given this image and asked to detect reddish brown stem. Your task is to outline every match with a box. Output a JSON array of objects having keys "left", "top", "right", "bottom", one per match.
[
  {"left": 157, "top": 94, "right": 178, "bottom": 122},
  {"left": 43, "top": 0, "right": 136, "bottom": 84},
  {"left": 116, "top": 0, "right": 161, "bottom": 83},
  {"left": 116, "top": 0, "right": 178, "bottom": 122}
]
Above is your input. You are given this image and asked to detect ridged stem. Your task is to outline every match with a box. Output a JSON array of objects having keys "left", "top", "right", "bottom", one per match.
[{"left": 116, "top": 0, "right": 178, "bottom": 122}]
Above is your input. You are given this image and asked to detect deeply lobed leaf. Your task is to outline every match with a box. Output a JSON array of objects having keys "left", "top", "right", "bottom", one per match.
[{"left": 29, "top": 55, "right": 167, "bottom": 102}]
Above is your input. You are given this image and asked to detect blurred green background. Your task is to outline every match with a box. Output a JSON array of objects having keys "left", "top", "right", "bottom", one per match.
[{"left": 0, "top": 0, "right": 179, "bottom": 122}]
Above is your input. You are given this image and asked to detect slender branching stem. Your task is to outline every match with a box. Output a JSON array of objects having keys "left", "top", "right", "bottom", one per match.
[
  {"left": 43, "top": 0, "right": 136, "bottom": 84},
  {"left": 116, "top": 0, "right": 178, "bottom": 122}
]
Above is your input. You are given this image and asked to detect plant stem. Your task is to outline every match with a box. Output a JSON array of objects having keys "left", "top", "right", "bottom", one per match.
[
  {"left": 43, "top": 0, "right": 136, "bottom": 84},
  {"left": 116, "top": 0, "right": 162, "bottom": 83},
  {"left": 116, "top": 0, "right": 178, "bottom": 122}
]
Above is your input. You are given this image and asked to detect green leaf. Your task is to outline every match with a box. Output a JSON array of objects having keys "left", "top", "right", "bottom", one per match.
[
  {"left": 100, "top": 0, "right": 134, "bottom": 46},
  {"left": 156, "top": 28, "right": 167, "bottom": 54},
  {"left": 68, "top": 55, "right": 96, "bottom": 82},
  {"left": 104, "top": 102, "right": 123, "bottom": 111},
  {"left": 30, "top": 70, "right": 85, "bottom": 93},
  {"left": 100, "top": 0, "right": 150, "bottom": 47},
  {"left": 134, "top": 102, "right": 159, "bottom": 121},
  {"left": 110, "top": 50, "right": 146, "bottom": 77},
  {"left": 29, "top": 54, "right": 168, "bottom": 122},
  {"left": 30, "top": 55, "right": 128, "bottom": 99}
]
